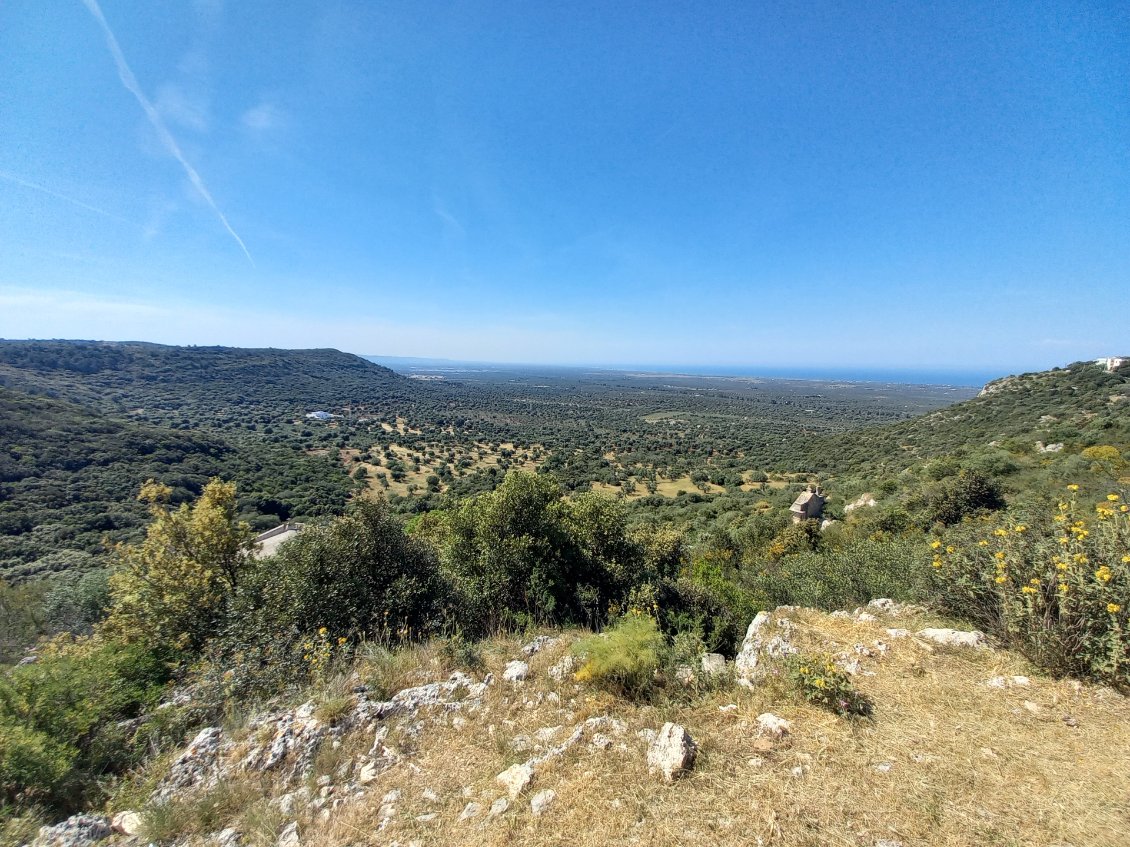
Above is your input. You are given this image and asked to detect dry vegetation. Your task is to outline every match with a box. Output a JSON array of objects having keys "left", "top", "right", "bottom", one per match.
[{"left": 122, "top": 610, "right": 1130, "bottom": 847}]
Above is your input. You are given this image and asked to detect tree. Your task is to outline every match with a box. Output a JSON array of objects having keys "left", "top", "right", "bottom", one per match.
[{"left": 100, "top": 479, "right": 254, "bottom": 655}]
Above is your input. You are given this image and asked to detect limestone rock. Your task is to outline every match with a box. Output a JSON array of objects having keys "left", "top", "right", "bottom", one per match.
[
  {"left": 530, "top": 788, "right": 557, "bottom": 815},
  {"left": 503, "top": 660, "right": 530, "bottom": 683},
  {"left": 916, "top": 628, "right": 986, "bottom": 648},
  {"left": 735, "top": 611, "right": 796, "bottom": 681},
  {"left": 495, "top": 762, "right": 534, "bottom": 798},
  {"left": 215, "top": 828, "right": 242, "bottom": 847},
  {"left": 154, "top": 726, "right": 223, "bottom": 801},
  {"left": 110, "top": 811, "right": 141, "bottom": 836},
  {"left": 488, "top": 797, "right": 510, "bottom": 817},
  {"left": 646, "top": 722, "right": 698, "bottom": 782},
  {"left": 548, "top": 654, "right": 577, "bottom": 681},
  {"left": 276, "top": 822, "right": 300, "bottom": 847},
  {"left": 32, "top": 815, "right": 112, "bottom": 847},
  {"left": 756, "top": 713, "right": 791, "bottom": 738},
  {"left": 459, "top": 802, "right": 482, "bottom": 821},
  {"left": 521, "top": 635, "right": 558, "bottom": 655},
  {"left": 700, "top": 653, "right": 727, "bottom": 676}
]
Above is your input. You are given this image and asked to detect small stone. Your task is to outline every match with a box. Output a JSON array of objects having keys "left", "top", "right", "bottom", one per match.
[
  {"left": 415, "top": 813, "right": 437, "bottom": 823},
  {"left": 589, "top": 732, "right": 613, "bottom": 749},
  {"left": 530, "top": 789, "right": 557, "bottom": 816},
  {"left": 111, "top": 811, "right": 142, "bottom": 836},
  {"left": 534, "top": 725, "right": 562, "bottom": 742},
  {"left": 874, "top": 840, "right": 904, "bottom": 847},
  {"left": 985, "top": 676, "right": 1008, "bottom": 688},
  {"left": 873, "top": 762, "right": 892, "bottom": 773},
  {"left": 856, "top": 612, "right": 878, "bottom": 623},
  {"left": 885, "top": 628, "right": 909, "bottom": 638},
  {"left": 496, "top": 762, "right": 535, "bottom": 798},
  {"left": 215, "top": 828, "right": 242, "bottom": 847},
  {"left": 719, "top": 704, "right": 738, "bottom": 713},
  {"left": 756, "top": 713, "right": 791, "bottom": 738},
  {"left": 1023, "top": 700, "right": 1041, "bottom": 714},
  {"left": 1011, "top": 676, "right": 1030, "bottom": 687},
  {"left": 316, "top": 775, "right": 332, "bottom": 788},
  {"left": 548, "top": 655, "right": 577, "bottom": 681},
  {"left": 503, "top": 661, "right": 530, "bottom": 683},
  {"left": 701, "top": 653, "right": 727, "bottom": 676},
  {"left": 459, "top": 802, "right": 481, "bottom": 821},
  {"left": 488, "top": 797, "right": 510, "bottom": 817},
  {"left": 1062, "top": 715, "right": 1079, "bottom": 728},
  {"left": 382, "top": 789, "right": 402, "bottom": 805},
  {"left": 646, "top": 722, "right": 698, "bottom": 782},
  {"left": 747, "top": 756, "right": 765, "bottom": 768},
  {"left": 790, "top": 765, "right": 805, "bottom": 778},
  {"left": 422, "top": 788, "right": 440, "bottom": 803}
]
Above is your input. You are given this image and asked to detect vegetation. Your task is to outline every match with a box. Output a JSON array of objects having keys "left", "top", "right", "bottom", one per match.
[{"left": 0, "top": 344, "right": 1126, "bottom": 831}]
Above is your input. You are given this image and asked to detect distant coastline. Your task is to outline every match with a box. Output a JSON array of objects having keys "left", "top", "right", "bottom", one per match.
[{"left": 364, "top": 355, "right": 998, "bottom": 388}]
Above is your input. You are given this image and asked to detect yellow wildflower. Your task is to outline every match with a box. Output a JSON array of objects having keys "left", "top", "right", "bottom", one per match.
[
  {"left": 994, "top": 576, "right": 1007, "bottom": 584},
  {"left": 1067, "top": 484, "right": 1079, "bottom": 492},
  {"left": 1021, "top": 586, "right": 1037, "bottom": 595},
  {"left": 1108, "top": 493, "right": 1121, "bottom": 502},
  {"left": 1013, "top": 525, "right": 1027, "bottom": 534},
  {"left": 946, "top": 545, "right": 955, "bottom": 554},
  {"left": 931, "top": 540, "right": 942, "bottom": 549},
  {"left": 318, "top": 626, "right": 328, "bottom": 635},
  {"left": 1109, "top": 603, "right": 1122, "bottom": 614},
  {"left": 1095, "top": 566, "right": 1113, "bottom": 583},
  {"left": 978, "top": 540, "right": 989, "bottom": 547},
  {"left": 994, "top": 551, "right": 1006, "bottom": 561}
]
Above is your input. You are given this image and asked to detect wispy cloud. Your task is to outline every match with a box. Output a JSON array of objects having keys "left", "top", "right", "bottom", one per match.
[
  {"left": 0, "top": 169, "right": 135, "bottom": 227},
  {"left": 80, "top": 0, "right": 253, "bottom": 265},
  {"left": 241, "top": 102, "right": 283, "bottom": 133}
]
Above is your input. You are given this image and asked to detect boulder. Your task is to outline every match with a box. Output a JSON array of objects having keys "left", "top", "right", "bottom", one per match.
[
  {"left": 646, "top": 722, "right": 698, "bottom": 782},
  {"left": 735, "top": 611, "right": 796, "bottom": 681},
  {"left": 756, "top": 713, "right": 791, "bottom": 738},
  {"left": 276, "top": 821, "right": 300, "bottom": 847},
  {"left": 459, "top": 802, "right": 482, "bottom": 821},
  {"left": 548, "top": 655, "right": 577, "bottom": 681}
]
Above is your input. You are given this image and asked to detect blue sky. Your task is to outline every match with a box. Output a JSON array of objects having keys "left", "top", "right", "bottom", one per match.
[{"left": 1, "top": 1, "right": 1127, "bottom": 375}]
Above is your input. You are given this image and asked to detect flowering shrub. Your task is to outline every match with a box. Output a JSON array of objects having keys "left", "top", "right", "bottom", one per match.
[
  {"left": 784, "top": 652, "right": 872, "bottom": 716},
  {"left": 930, "top": 488, "right": 1129, "bottom": 688}
]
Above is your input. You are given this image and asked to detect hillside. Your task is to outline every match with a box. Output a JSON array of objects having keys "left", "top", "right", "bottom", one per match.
[
  {"left": 23, "top": 603, "right": 1130, "bottom": 847},
  {"left": 809, "top": 358, "right": 1130, "bottom": 476},
  {"left": 0, "top": 341, "right": 412, "bottom": 424},
  {"left": 0, "top": 389, "right": 351, "bottom": 582}
]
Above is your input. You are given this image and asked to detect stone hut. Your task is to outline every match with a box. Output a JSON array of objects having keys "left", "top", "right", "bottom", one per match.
[{"left": 790, "top": 486, "right": 826, "bottom": 524}]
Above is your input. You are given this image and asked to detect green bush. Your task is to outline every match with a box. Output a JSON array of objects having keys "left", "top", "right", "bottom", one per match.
[
  {"left": 930, "top": 488, "right": 1129, "bottom": 688},
  {"left": 573, "top": 613, "right": 664, "bottom": 699},
  {"left": 0, "top": 636, "right": 170, "bottom": 811},
  {"left": 742, "top": 537, "right": 927, "bottom": 611}
]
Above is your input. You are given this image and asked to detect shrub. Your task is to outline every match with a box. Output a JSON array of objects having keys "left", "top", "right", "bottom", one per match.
[
  {"left": 573, "top": 613, "right": 664, "bottom": 699},
  {"left": 929, "top": 487, "right": 1130, "bottom": 689},
  {"left": 0, "top": 635, "right": 170, "bottom": 811}
]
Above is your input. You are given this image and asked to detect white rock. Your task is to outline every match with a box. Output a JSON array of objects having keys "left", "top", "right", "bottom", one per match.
[
  {"left": 276, "top": 821, "right": 300, "bottom": 847},
  {"left": 868, "top": 598, "right": 897, "bottom": 613},
  {"left": 646, "top": 722, "right": 698, "bottom": 782},
  {"left": 700, "top": 653, "right": 727, "bottom": 676},
  {"left": 985, "top": 676, "right": 1008, "bottom": 689},
  {"left": 885, "top": 628, "right": 909, "bottom": 638},
  {"left": 489, "top": 797, "right": 510, "bottom": 817},
  {"left": 756, "top": 713, "right": 791, "bottom": 738},
  {"left": 589, "top": 732, "right": 613, "bottom": 750},
  {"left": 916, "top": 628, "right": 986, "bottom": 648},
  {"left": 495, "top": 762, "right": 534, "bottom": 798},
  {"left": 856, "top": 612, "right": 879, "bottom": 623},
  {"left": 521, "top": 635, "right": 557, "bottom": 655},
  {"left": 503, "top": 661, "right": 530, "bottom": 683},
  {"left": 215, "top": 828, "right": 242, "bottom": 847},
  {"left": 873, "top": 762, "right": 892, "bottom": 773},
  {"left": 415, "top": 813, "right": 437, "bottom": 823},
  {"left": 675, "top": 665, "right": 695, "bottom": 685},
  {"left": 32, "top": 815, "right": 112, "bottom": 847},
  {"left": 110, "top": 811, "right": 142, "bottom": 836},
  {"left": 458, "top": 802, "right": 482, "bottom": 821},
  {"left": 1012, "top": 675, "right": 1031, "bottom": 686},
  {"left": 530, "top": 789, "right": 557, "bottom": 816},
  {"left": 548, "top": 655, "right": 577, "bottom": 681},
  {"left": 735, "top": 611, "right": 796, "bottom": 681},
  {"left": 719, "top": 704, "right": 738, "bottom": 713},
  {"left": 422, "top": 788, "right": 440, "bottom": 803},
  {"left": 534, "top": 725, "right": 562, "bottom": 742}
]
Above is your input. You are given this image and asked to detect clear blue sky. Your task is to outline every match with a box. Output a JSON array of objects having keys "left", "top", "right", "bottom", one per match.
[{"left": 1, "top": 1, "right": 1127, "bottom": 375}]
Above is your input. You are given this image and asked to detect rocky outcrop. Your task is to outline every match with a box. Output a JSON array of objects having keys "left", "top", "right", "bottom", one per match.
[
  {"left": 31, "top": 815, "right": 112, "bottom": 847},
  {"left": 735, "top": 610, "right": 797, "bottom": 682}
]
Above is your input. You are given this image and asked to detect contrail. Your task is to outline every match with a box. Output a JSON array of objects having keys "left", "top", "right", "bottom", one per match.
[
  {"left": 79, "top": 0, "right": 254, "bottom": 265},
  {"left": 0, "top": 169, "right": 135, "bottom": 226}
]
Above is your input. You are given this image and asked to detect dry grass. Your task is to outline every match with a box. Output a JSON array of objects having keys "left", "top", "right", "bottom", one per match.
[{"left": 138, "top": 615, "right": 1130, "bottom": 847}]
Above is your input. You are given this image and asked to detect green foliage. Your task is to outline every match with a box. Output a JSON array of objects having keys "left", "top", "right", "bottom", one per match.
[
  {"left": 785, "top": 652, "right": 872, "bottom": 716},
  {"left": 254, "top": 497, "right": 446, "bottom": 642},
  {"left": 429, "top": 472, "right": 652, "bottom": 633},
  {"left": 0, "top": 636, "right": 170, "bottom": 811},
  {"left": 573, "top": 613, "right": 664, "bottom": 699},
  {"left": 742, "top": 537, "right": 927, "bottom": 610},
  {"left": 930, "top": 489, "right": 1130, "bottom": 689},
  {"left": 101, "top": 479, "right": 254, "bottom": 657},
  {"left": 910, "top": 470, "right": 1006, "bottom": 527}
]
